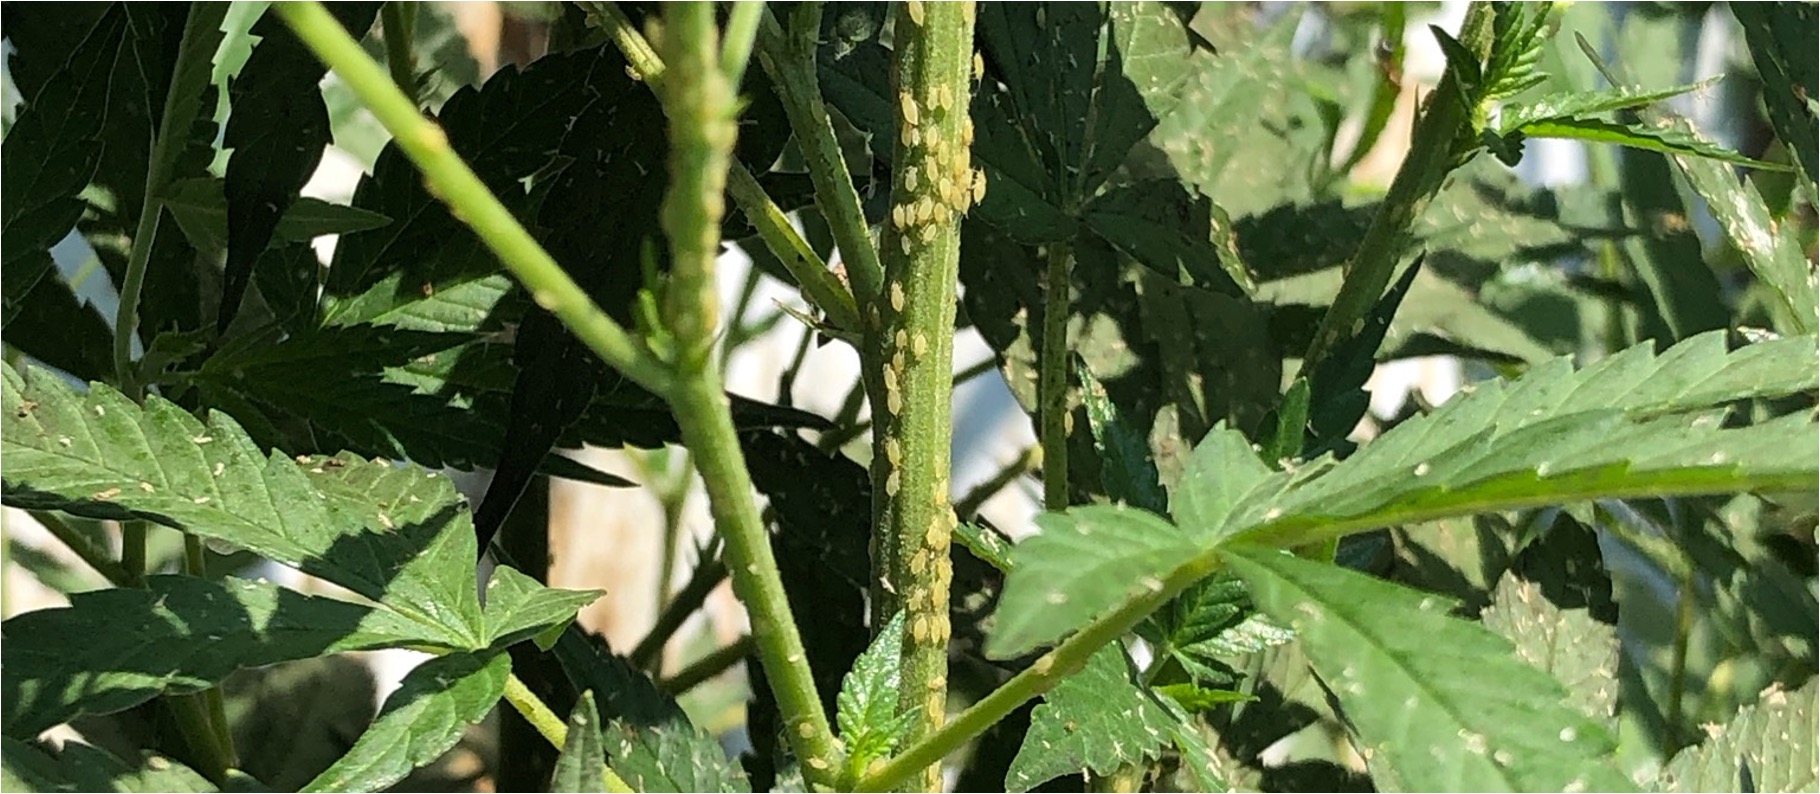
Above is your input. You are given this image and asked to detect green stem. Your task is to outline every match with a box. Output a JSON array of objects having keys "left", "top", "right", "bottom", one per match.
[
  {"left": 381, "top": 2, "right": 417, "bottom": 97},
  {"left": 182, "top": 533, "right": 239, "bottom": 768},
  {"left": 113, "top": 3, "right": 228, "bottom": 400},
  {"left": 631, "top": 555, "right": 729, "bottom": 673},
  {"left": 660, "top": 634, "right": 756, "bottom": 694},
  {"left": 1039, "top": 242, "right": 1073, "bottom": 512},
  {"left": 1299, "top": 2, "right": 1494, "bottom": 374},
  {"left": 755, "top": 4, "right": 886, "bottom": 303},
  {"left": 720, "top": 2, "right": 763, "bottom": 86},
  {"left": 858, "top": 546, "right": 1223, "bottom": 792},
  {"left": 655, "top": 5, "right": 846, "bottom": 785},
  {"left": 590, "top": 1, "right": 861, "bottom": 334},
  {"left": 867, "top": 4, "right": 977, "bottom": 789},
  {"left": 503, "top": 673, "right": 635, "bottom": 793},
  {"left": 276, "top": 2, "right": 674, "bottom": 398},
  {"left": 120, "top": 521, "right": 147, "bottom": 587},
  {"left": 30, "top": 511, "right": 131, "bottom": 586},
  {"left": 167, "top": 691, "right": 236, "bottom": 784}
]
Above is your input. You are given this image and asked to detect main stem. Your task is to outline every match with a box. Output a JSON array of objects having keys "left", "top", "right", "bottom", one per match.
[
  {"left": 654, "top": 4, "right": 845, "bottom": 786},
  {"left": 867, "top": 3, "right": 977, "bottom": 789},
  {"left": 1039, "top": 242, "right": 1073, "bottom": 511}
]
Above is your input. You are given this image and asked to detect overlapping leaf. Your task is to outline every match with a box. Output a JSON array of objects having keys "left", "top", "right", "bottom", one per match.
[
  {"left": 1480, "top": 573, "right": 1619, "bottom": 723},
  {"left": 987, "top": 505, "right": 1199, "bottom": 659},
  {"left": 302, "top": 651, "right": 510, "bottom": 793},
  {"left": 1214, "top": 332, "right": 1820, "bottom": 549},
  {"left": 836, "top": 612, "right": 916, "bottom": 770},
  {"left": 1222, "top": 546, "right": 1637, "bottom": 792},
  {"left": 1006, "top": 645, "right": 1175, "bottom": 792},
  {"left": 1732, "top": 3, "right": 1817, "bottom": 183},
  {"left": 1, "top": 736, "right": 228, "bottom": 793},
  {"left": 1, "top": 574, "right": 437, "bottom": 738},
  {"left": 551, "top": 694, "right": 608, "bottom": 793},
  {"left": 1654, "top": 678, "right": 1817, "bottom": 793}
]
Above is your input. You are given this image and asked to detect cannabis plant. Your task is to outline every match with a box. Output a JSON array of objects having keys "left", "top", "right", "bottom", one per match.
[{"left": 1, "top": 2, "right": 1814, "bottom": 792}]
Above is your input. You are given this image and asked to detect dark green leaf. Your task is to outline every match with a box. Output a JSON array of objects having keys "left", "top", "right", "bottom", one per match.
[
  {"left": 1732, "top": 3, "right": 1818, "bottom": 184},
  {"left": 988, "top": 505, "right": 1197, "bottom": 659},
  {"left": 482, "top": 566, "right": 602, "bottom": 650},
  {"left": 1005, "top": 645, "right": 1174, "bottom": 792},
  {"left": 162, "top": 176, "right": 392, "bottom": 257},
  {"left": 221, "top": 2, "right": 380, "bottom": 331},
  {"left": 1081, "top": 364, "right": 1167, "bottom": 514},
  {"left": 1222, "top": 546, "right": 1637, "bottom": 792},
  {"left": 1170, "top": 422, "right": 1272, "bottom": 539},
  {"left": 302, "top": 650, "right": 510, "bottom": 793},
  {"left": 2, "top": 575, "right": 433, "bottom": 739},
  {"left": 1497, "top": 80, "right": 1717, "bottom": 134},
  {"left": 551, "top": 693, "right": 607, "bottom": 793},
  {"left": 0, "top": 736, "right": 224, "bottom": 793}
]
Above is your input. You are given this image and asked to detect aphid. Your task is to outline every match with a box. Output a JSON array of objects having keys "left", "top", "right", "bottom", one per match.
[
  {"left": 892, "top": 203, "right": 910, "bottom": 230},
  {"left": 139, "top": 481, "right": 155, "bottom": 493},
  {"left": 900, "top": 123, "right": 916, "bottom": 148},
  {"left": 891, "top": 282, "right": 906, "bottom": 311},
  {"left": 900, "top": 235, "right": 913, "bottom": 255},
  {"left": 886, "top": 437, "right": 903, "bottom": 466},
  {"left": 973, "top": 51, "right": 985, "bottom": 81},
  {"left": 905, "top": 0, "right": 925, "bottom": 26},
  {"left": 893, "top": 350, "right": 906, "bottom": 372},
  {"left": 913, "top": 332, "right": 928, "bottom": 357},
  {"left": 919, "top": 223, "right": 939, "bottom": 242},
  {"left": 926, "top": 691, "right": 944, "bottom": 718},
  {"left": 971, "top": 169, "right": 988, "bottom": 204},
  {"left": 900, "top": 93, "right": 920, "bottom": 126},
  {"left": 886, "top": 469, "right": 902, "bottom": 496},
  {"left": 1034, "top": 653, "right": 1055, "bottom": 674},
  {"left": 883, "top": 365, "right": 899, "bottom": 393},
  {"left": 912, "top": 615, "right": 929, "bottom": 643},
  {"left": 934, "top": 85, "right": 951, "bottom": 113},
  {"left": 914, "top": 196, "right": 935, "bottom": 225},
  {"left": 92, "top": 487, "right": 120, "bottom": 501},
  {"left": 925, "top": 520, "right": 944, "bottom": 549},
  {"left": 905, "top": 166, "right": 920, "bottom": 193},
  {"left": 896, "top": 329, "right": 909, "bottom": 349},
  {"left": 888, "top": 389, "right": 904, "bottom": 415}
]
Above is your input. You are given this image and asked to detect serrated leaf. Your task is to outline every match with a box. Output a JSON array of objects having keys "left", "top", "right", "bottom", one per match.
[
  {"left": 602, "top": 719, "right": 751, "bottom": 793},
  {"left": 1, "top": 574, "right": 439, "bottom": 738},
  {"left": 161, "top": 176, "right": 392, "bottom": 257},
  {"left": 302, "top": 650, "right": 510, "bottom": 793},
  {"left": 1081, "top": 364, "right": 1167, "bottom": 514},
  {"left": 221, "top": 2, "right": 379, "bottom": 331},
  {"left": 1662, "top": 119, "right": 1818, "bottom": 335},
  {"left": 954, "top": 521, "right": 1016, "bottom": 574},
  {"left": 1005, "top": 645, "right": 1174, "bottom": 792},
  {"left": 1154, "top": 683, "right": 1253, "bottom": 712},
  {"left": 1497, "top": 80, "right": 1716, "bottom": 134},
  {"left": 1214, "top": 332, "right": 1820, "bottom": 549},
  {"left": 482, "top": 566, "right": 602, "bottom": 649},
  {"left": 1480, "top": 573, "right": 1619, "bottom": 723},
  {"left": 1139, "top": 574, "right": 1293, "bottom": 687},
  {"left": 1222, "top": 546, "right": 1637, "bottom": 792},
  {"left": 1, "top": 736, "right": 226, "bottom": 793},
  {"left": 1654, "top": 679, "right": 1817, "bottom": 793},
  {"left": 988, "top": 505, "right": 1198, "bottom": 659},
  {"left": 1518, "top": 115, "right": 1795, "bottom": 172},
  {"left": 551, "top": 693, "right": 608, "bottom": 793},
  {"left": 1731, "top": 3, "right": 1818, "bottom": 183},
  {"left": 836, "top": 611, "right": 915, "bottom": 767},
  {"left": 1170, "top": 422, "right": 1272, "bottom": 539}
]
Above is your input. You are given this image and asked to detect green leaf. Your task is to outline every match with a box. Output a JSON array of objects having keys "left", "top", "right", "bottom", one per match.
[
  {"left": 161, "top": 176, "right": 392, "bottom": 257},
  {"left": 1154, "top": 683, "right": 1253, "bottom": 712},
  {"left": 551, "top": 693, "right": 608, "bottom": 793},
  {"left": 1, "top": 574, "right": 439, "bottom": 739},
  {"left": 988, "top": 505, "right": 1197, "bottom": 659},
  {"left": 1654, "top": 679, "right": 1817, "bottom": 793},
  {"left": 1221, "top": 546, "right": 1637, "bottom": 792},
  {"left": 1, "top": 361, "right": 486, "bottom": 647},
  {"left": 1, "top": 736, "right": 227, "bottom": 793},
  {"left": 1732, "top": 3, "right": 1818, "bottom": 183},
  {"left": 220, "top": 2, "right": 379, "bottom": 331},
  {"left": 1005, "top": 645, "right": 1175, "bottom": 792},
  {"left": 1139, "top": 573, "right": 1295, "bottom": 689},
  {"left": 481, "top": 566, "right": 602, "bottom": 650},
  {"left": 1480, "top": 573, "right": 1619, "bottom": 723},
  {"left": 954, "top": 521, "right": 1016, "bottom": 574},
  {"left": 836, "top": 611, "right": 917, "bottom": 771},
  {"left": 1215, "top": 332, "right": 1820, "bottom": 549},
  {"left": 1518, "top": 115, "right": 1795, "bottom": 172},
  {"left": 1169, "top": 423, "right": 1272, "bottom": 539},
  {"left": 602, "top": 718, "right": 751, "bottom": 793},
  {"left": 1496, "top": 79, "right": 1716, "bottom": 134},
  {"left": 1661, "top": 120, "right": 1818, "bottom": 335},
  {"left": 1081, "top": 364, "right": 1167, "bottom": 514},
  {"left": 302, "top": 650, "right": 510, "bottom": 793}
]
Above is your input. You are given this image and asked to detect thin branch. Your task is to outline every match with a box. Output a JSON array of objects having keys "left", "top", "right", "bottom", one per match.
[
  {"left": 660, "top": 635, "right": 756, "bottom": 695},
  {"left": 631, "top": 554, "right": 729, "bottom": 673},
  {"left": 503, "top": 673, "right": 635, "bottom": 793}
]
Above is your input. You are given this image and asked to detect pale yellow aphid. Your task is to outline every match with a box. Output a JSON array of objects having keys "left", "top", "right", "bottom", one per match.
[
  {"left": 933, "top": 85, "right": 951, "bottom": 113},
  {"left": 797, "top": 721, "right": 814, "bottom": 739},
  {"left": 888, "top": 388, "right": 904, "bottom": 415},
  {"left": 883, "top": 365, "right": 899, "bottom": 393},
  {"left": 1034, "top": 654, "right": 1055, "bottom": 674},
  {"left": 919, "top": 223, "right": 939, "bottom": 242},
  {"left": 900, "top": 93, "right": 920, "bottom": 126},
  {"left": 896, "top": 329, "right": 909, "bottom": 348},
  {"left": 925, "top": 520, "right": 944, "bottom": 549},
  {"left": 971, "top": 169, "right": 988, "bottom": 203},
  {"left": 973, "top": 51, "right": 984, "bottom": 81},
  {"left": 912, "top": 332, "right": 928, "bottom": 357},
  {"left": 886, "top": 437, "right": 903, "bottom": 466},
  {"left": 886, "top": 469, "right": 902, "bottom": 496},
  {"left": 905, "top": 166, "right": 920, "bottom": 193},
  {"left": 909, "top": 549, "right": 928, "bottom": 575},
  {"left": 893, "top": 350, "right": 907, "bottom": 372},
  {"left": 912, "top": 196, "right": 933, "bottom": 225},
  {"left": 912, "top": 615, "right": 930, "bottom": 643},
  {"left": 900, "top": 123, "right": 915, "bottom": 148},
  {"left": 900, "top": 235, "right": 913, "bottom": 255},
  {"left": 892, "top": 203, "right": 910, "bottom": 230},
  {"left": 891, "top": 281, "right": 906, "bottom": 311},
  {"left": 928, "top": 675, "right": 946, "bottom": 691},
  {"left": 905, "top": 0, "right": 925, "bottom": 26}
]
